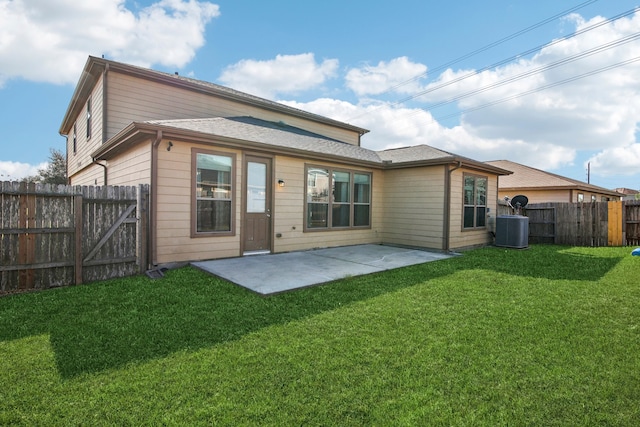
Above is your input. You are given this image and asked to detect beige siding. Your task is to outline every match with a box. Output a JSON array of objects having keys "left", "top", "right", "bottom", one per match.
[
  {"left": 448, "top": 168, "right": 498, "bottom": 250},
  {"left": 155, "top": 140, "right": 242, "bottom": 264},
  {"left": 68, "top": 163, "right": 106, "bottom": 186},
  {"left": 69, "top": 141, "right": 151, "bottom": 186},
  {"left": 498, "top": 189, "right": 617, "bottom": 204},
  {"left": 498, "top": 189, "right": 571, "bottom": 204},
  {"left": 67, "top": 73, "right": 104, "bottom": 178},
  {"left": 272, "top": 156, "right": 383, "bottom": 254},
  {"left": 380, "top": 166, "right": 446, "bottom": 250},
  {"left": 154, "top": 144, "right": 382, "bottom": 264},
  {"left": 106, "top": 72, "right": 361, "bottom": 145},
  {"left": 106, "top": 142, "right": 152, "bottom": 185}
]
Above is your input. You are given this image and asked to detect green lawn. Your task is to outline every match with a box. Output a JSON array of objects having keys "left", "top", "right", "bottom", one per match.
[{"left": 1, "top": 245, "right": 639, "bottom": 426}]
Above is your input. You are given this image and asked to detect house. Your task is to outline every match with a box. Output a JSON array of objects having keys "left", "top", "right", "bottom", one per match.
[
  {"left": 615, "top": 188, "right": 640, "bottom": 201},
  {"left": 59, "top": 56, "right": 511, "bottom": 266},
  {"left": 486, "top": 160, "right": 621, "bottom": 204}
]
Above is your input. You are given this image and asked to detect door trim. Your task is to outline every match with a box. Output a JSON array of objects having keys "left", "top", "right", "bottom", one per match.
[{"left": 241, "top": 153, "right": 274, "bottom": 255}]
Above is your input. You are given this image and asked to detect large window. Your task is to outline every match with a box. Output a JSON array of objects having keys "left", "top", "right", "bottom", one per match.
[
  {"left": 306, "top": 166, "right": 371, "bottom": 230},
  {"left": 463, "top": 174, "right": 487, "bottom": 229},
  {"left": 193, "top": 150, "right": 234, "bottom": 235}
]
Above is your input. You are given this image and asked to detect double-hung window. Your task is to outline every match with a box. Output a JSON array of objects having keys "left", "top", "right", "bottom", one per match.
[
  {"left": 305, "top": 166, "right": 371, "bottom": 230},
  {"left": 193, "top": 150, "right": 234, "bottom": 235},
  {"left": 463, "top": 174, "right": 487, "bottom": 229}
]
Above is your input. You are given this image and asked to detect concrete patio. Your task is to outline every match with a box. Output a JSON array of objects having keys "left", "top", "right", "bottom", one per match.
[{"left": 192, "top": 244, "right": 455, "bottom": 295}]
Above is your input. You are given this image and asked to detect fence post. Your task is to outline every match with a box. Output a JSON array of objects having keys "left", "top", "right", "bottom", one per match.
[
  {"left": 607, "top": 201, "right": 623, "bottom": 246},
  {"left": 74, "top": 194, "right": 83, "bottom": 285},
  {"left": 18, "top": 182, "right": 36, "bottom": 289},
  {"left": 137, "top": 184, "right": 149, "bottom": 273}
]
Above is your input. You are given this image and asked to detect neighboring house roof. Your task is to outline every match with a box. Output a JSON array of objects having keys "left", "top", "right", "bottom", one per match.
[
  {"left": 59, "top": 56, "right": 369, "bottom": 137},
  {"left": 486, "top": 159, "right": 622, "bottom": 198},
  {"left": 92, "top": 117, "right": 514, "bottom": 175},
  {"left": 616, "top": 187, "right": 639, "bottom": 195}
]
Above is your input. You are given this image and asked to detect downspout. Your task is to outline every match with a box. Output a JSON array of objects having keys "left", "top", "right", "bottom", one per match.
[
  {"left": 150, "top": 130, "right": 163, "bottom": 266},
  {"left": 89, "top": 62, "right": 109, "bottom": 187},
  {"left": 102, "top": 63, "right": 109, "bottom": 144},
  {"left": 92, "top": 158, "right": 108, "bottom": 185},
  {"left": 443, "top": 161, "right": 462, "bottom": 252}
]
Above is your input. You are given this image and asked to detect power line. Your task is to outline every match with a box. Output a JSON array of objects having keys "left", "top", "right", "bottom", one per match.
[
  {"left": 348, "top": 5, "right": 637, "bottom": 122},
  {"left": 359, "top": 33, "right": 640, "bottom": 127},
  {"left": 418, "top": 32, "right": 640, "bottom": 114},
  {"left": 392, "top": 9, "right": 638, "bottom": 107},
  {"left": 429, "top": 55, "right": 640, "bottom": 124},
  {"left": 371, "top": 0, "right": 599, "bottom": 97}
]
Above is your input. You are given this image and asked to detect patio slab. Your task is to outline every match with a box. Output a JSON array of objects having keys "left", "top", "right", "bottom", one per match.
[{"left": 192, "top": 244, "right": 454, "bottom": 295}]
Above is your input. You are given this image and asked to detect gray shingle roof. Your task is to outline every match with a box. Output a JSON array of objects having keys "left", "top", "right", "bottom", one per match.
[
  {"left": 378, "top": 144, "right": 456, "bottom": 163},
  {"left": 147, "top": 116, "right": 383, "bottom": 163}
]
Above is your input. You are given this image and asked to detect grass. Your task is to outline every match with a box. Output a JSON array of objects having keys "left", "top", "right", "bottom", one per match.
[{"left": 1, "top": 245, "right": 639, "bottom": 426}]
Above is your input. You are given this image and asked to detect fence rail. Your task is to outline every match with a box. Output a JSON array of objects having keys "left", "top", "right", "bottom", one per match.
[
  {"left": 1, "top": 182, "right": 149, "bottom": 293},
  {"left": 496, "top": 200, "right": 640, "bottom": 247},
  {"left": 625, "top": 200, "right": 640, "bottom": 246}
]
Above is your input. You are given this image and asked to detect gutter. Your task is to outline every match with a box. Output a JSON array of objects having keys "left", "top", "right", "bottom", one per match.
[{"left": 443, "top": 161, "right": 462, "bottom": 252}]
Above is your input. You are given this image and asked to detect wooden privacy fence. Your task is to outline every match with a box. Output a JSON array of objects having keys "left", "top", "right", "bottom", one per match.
[
  {"left": 1, "top": 182, "right": 149, "bottom": 293},
  {"left": 496, "top": 200, "right": 640, "bottom": 247}
]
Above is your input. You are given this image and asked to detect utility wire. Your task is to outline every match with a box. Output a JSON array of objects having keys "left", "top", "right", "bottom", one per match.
[
  {"left": 423, "top": 56, "right": 640, "bottom": 125},
  {"left": 418, "top": 32, "right": 640, "bottom": 113},
  {"left": 391, "top": 8, "right": 639, "bottom": 108},
  {"left": 348, "top": 5, "right": 637, "bottom": 122},
  {"left": 373, "top": 0, "right": 599, "bottom": 97}
]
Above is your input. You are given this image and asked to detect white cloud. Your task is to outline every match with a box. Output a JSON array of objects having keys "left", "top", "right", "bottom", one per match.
[
  {"left": 587, "top": 143, "right": 640, "bottom": 177},
  {"left": 345, "top": 56, "right": 428, "bottom": 96},
  {"left": 0, "top": 0, "right": 220, "bottom": 87},
  {"left": 369, "top": 11, "right": 640, "bottom": 178},
  {"left": 218, "top": 53, "right": 339, "bottom": 99},
  {"left": 280, "top": 99, "right": 576, "bottom": 170},
  {"left": 0, "top": 161, "right": 47, "bottom": 181}
]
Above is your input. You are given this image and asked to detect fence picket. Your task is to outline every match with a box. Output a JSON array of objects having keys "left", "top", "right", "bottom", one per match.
[{"left": 0, "top": 182, "right": 149, "bottom": 293}]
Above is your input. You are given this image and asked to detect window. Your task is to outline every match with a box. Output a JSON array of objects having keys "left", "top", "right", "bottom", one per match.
[
  {"left": 193, "top": 150, "right": 234, "bottom": 235},
  {"left": 577, "top": 193, "right": 584, "bottom": 202},
  {"left": 86, "top": 97, "right": 92, "bottom": 139},
  {"left": 305, "top": 166, "right": 371, "bottom": 230},
  {"left": 591, "top": 195, "right": 597, "bottom": 202},
  {"left": 72, "top": 123, "right": 77, "bottom": 154},
  {"left": 463, "top": 174, "right": 487, "bottom": 229},
  {"left": 354, "top": 173, "right": 371, "bottom": 227}
]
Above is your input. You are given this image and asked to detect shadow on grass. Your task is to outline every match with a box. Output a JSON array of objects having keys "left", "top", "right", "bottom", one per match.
[{"left": 0, "top": 245, "right": 624, "bottom": 378}]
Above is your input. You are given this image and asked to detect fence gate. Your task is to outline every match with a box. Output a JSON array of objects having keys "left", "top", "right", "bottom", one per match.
[
  {"left": 524, "top": 206, "right": 555, "bottom": 244},
  {"left": 0, "top": 182, "right": 149, "bottom": 293}
]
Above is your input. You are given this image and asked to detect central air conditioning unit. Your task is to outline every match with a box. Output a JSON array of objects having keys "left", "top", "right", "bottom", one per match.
[{"left": 495, "top": 195, "right": 529, "bottom": 249}]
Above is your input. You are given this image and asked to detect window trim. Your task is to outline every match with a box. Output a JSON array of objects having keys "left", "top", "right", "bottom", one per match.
[
  {"left": 191, "top": 148, "right": 236, "bottom": 238},
  {"left": 462, "top": 173, "right": 488, "bottom": 230},
  {"left": 304, "top": 164, "right": 372, "bottom": 232}
]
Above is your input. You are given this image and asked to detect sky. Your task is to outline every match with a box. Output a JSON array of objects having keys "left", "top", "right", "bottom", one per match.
[{"left": 1, "top": 0, "right": 639, "bottom": 191}]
